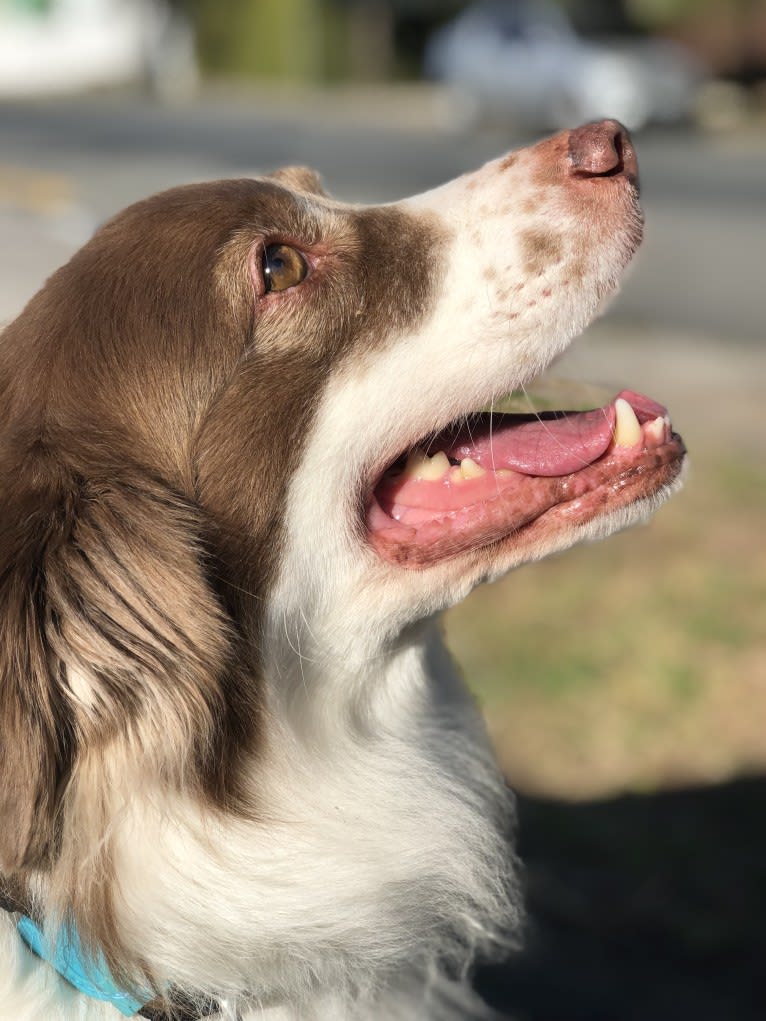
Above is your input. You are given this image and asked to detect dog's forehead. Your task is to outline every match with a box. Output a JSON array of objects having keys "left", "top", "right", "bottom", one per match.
[
  {"left": 102, "top": 176, "right": 321, "bottom": 245},
  {"left": 102, "top": 175, "right": 449, "bottom": 336},
  {"left": 107, "top": 174, "right": 437, "bottom": 249}
]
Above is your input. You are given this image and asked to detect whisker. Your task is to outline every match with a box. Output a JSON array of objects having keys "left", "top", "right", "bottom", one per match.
[{"left": 517, "top": 380, "right": 607, "bottom": 472}]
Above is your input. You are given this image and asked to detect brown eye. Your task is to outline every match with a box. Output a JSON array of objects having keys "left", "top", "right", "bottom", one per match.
[{"left": 263, "top": 243, "right": 307, "bottom": 293}]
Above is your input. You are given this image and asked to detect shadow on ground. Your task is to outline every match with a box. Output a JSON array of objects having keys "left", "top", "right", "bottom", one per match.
[{"left": 476, "top": 776, "right": 766, "bottom": 1021}]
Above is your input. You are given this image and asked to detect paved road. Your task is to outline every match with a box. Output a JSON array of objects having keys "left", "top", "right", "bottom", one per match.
[{"left": 1, "top": 92, "right": 764, "bottom": 339}]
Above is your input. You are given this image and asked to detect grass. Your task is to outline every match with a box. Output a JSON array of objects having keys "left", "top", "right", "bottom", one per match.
[
  {"left": 443, "top": 333, "right": 766, "bottom": 799},
  {"left": 458, "top": 328, "right": 766, "bottom": 1020}
]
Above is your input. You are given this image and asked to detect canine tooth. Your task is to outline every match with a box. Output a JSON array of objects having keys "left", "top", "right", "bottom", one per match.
[
  {"left": 644, "top": 416, "right": 666, "bottom": 445},
  {"left": 613, "top": 398, "right": 642, "bottom": 448},
  {"left": 459, "top": 457, "right": 486, "bottom": 480},
  {"left": 402, "top": 449, "right": 450, "bottom": 481}
]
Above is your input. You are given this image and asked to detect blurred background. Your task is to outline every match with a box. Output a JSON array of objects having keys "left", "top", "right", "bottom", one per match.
[{"left": 1, "top": 1, "right": 764, "bottom": 1018}]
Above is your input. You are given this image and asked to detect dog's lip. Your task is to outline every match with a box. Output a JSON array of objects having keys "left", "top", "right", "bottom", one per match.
[{"left": 365, "top": 391, "right": 686, "bottom": 569}]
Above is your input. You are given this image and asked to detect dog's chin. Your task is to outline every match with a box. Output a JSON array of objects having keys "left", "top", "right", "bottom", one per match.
[{"left": 478, "top": 458, "right": 688, "bottom": 587}]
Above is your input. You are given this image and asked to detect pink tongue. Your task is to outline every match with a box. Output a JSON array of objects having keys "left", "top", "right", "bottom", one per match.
[{"left": 444, "top": 406, "right": 622, "bottom": 477}]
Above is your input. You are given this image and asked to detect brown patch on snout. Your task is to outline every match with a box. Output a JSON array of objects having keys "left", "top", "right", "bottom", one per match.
[
  {"left": 566, "top": 256, "right": 588, "bottom": 281},
  {"left": 520, "top": 228, "right": 564, "bottom": 278},
  {"left": 529, "top": 131, "right": 571, "bottom": 189},
  {"left": 498, "top": 153, "right": 519, "bottom": 171}
]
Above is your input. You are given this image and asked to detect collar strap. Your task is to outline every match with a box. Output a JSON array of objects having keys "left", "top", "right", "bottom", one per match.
[
  {"left": 9, "top": 912, "right": 219, "bottom": 1020},
  {"left": 17, "top": 915, "right": 147, "bottom": 1017}
]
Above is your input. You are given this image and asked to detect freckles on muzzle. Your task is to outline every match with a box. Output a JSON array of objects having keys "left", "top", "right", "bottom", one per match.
[{"left": 360, "top": 122, "right": 684, "bottom": 571}]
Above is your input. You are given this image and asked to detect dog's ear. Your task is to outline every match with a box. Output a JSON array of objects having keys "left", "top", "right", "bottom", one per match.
[
  {"left": 0, "top": 467, "right": 77, "bottom": 871},
  {"left": 268, "top": 165, "right": 328, "bottom": 197},
  {"left": 0, "top": 457, "right": 257, "bottom": 875}
]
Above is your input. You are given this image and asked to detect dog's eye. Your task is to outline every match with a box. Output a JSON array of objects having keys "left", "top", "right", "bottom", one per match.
[{"left": 263, "top": 244, "right": 307, "bottom": 293}]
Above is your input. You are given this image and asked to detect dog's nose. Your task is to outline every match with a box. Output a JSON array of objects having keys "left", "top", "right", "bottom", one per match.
[{"left": 568, "top": 120, "right": 638, "bottom": 186}]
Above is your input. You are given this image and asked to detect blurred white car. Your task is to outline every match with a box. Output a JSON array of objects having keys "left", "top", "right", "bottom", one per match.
[
  {"left": 0, "top": 0, "right": 197, "bottom": 99},
  {"left": 425, "top": 0, "right": 704, "bottom": 131}
]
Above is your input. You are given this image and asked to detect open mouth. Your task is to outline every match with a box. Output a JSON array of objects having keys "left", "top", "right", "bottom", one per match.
[{"left": 366, "top": 390, "right": 686, "bottom": 568}]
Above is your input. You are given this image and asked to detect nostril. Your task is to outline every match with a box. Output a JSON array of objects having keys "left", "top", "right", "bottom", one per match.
[
  {"left": 612, "top": 129, "right": 625, "bottom": 168},
  {"left": 568, "top": 119, "right": 638, "bottom": 186}
]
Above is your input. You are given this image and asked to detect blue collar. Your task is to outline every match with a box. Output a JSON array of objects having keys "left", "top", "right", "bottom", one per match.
[{"left": 17, "top": 914, "right": 149, "bottom": 1017}]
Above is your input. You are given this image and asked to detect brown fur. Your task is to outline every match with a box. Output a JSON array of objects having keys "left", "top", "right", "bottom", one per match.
[
  {"left": 519, "top": 227, "right": 565, "bottom": 278},
  {"left": 0, "top": 172, "right": 444, "bottom": 980}
]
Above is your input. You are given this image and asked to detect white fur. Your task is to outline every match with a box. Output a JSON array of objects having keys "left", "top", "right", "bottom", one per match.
[{"left": 1, "top": 136, "right": 668, "bottom": 1020}]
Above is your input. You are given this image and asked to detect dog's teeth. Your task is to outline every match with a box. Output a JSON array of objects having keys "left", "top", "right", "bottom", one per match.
[
  {"left": 425, "top": 452, "right": 451, "bottom": 478},
  {"left": 401, "top": 448, "right": 429, "bottom": 479},
  {"left": 402, "top": 449, "right": 450, "bottom": 481},
  {"left": 613, "top": 398, "right": 642, "bottom": 448},
  {"left": 459, "top": 457, "right": 486, "bottom": 480},
  {"left": 644, "top": 416, "right": 666, "bottom": 445}
]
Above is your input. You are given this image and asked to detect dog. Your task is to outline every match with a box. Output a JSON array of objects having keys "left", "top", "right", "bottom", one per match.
[{"left": 0, "top": 119, "right": 685, "bottom": 1020}]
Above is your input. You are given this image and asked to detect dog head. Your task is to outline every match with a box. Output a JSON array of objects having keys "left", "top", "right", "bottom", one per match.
[{"left": 0, "top": 122, "right": 683, "bottom": 936}]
